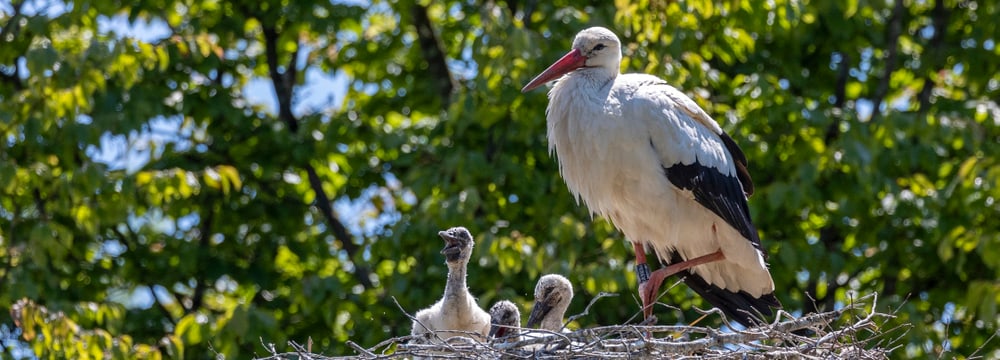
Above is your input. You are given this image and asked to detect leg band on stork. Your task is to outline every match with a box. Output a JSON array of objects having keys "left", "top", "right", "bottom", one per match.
[{"left": 632, "top": 242, "right": 727, "bottom": 319}]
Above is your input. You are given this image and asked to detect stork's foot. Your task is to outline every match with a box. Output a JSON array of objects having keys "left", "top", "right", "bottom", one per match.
[
  {"left": 638, "top": 314, "right": 658, "bottom": 326},
  {"left": 637, "top": 249, "right": 728, "bottom": 319},
  {"left": 639, "top": 268, "right": 667, "bottom": 319}
]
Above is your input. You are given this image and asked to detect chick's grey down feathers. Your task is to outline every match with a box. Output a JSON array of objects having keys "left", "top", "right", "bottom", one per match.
[
  {"left": 410, "top": 227, "right": 490, "bottom": 342},
  {"left": 527, "top": 274, "right": 574, "bottom": 331},
  {"left": 488, "top": 300, "right": 521, "bottom": 342}
]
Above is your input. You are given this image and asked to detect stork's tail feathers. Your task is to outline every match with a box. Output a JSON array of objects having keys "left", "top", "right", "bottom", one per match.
[{"left": 678, "top": 267, "right": 781, "bottom": 327}]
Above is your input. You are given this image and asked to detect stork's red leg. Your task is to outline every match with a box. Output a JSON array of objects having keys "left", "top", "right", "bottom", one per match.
[
  {"left": 639, "top": 249, "right": 727, "bottom": 319},
  {"left": 633, "top": 242, "right": 654, "bottom": 318}
]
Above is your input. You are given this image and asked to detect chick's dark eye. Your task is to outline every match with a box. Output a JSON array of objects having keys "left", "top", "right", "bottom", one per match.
[{"left": 593, "top": 44, "right": 606, "bottom": 51}]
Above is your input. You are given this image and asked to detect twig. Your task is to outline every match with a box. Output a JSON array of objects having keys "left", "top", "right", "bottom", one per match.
[
  {"left": 389, "top": 296, "right": 450, "bottom": 347},
  {"left": 260, "top": 337, "right": 277, "bottom": 355},
  {"left": 869, "top": 0, "right": 905, "bottom": 123},
  {"left": 565, "top": 291, "right": 618, "bottom": 328},
  {"left": 289, "top": 340, "right": 314, "bottom": 360},
  {"left": 346, "top": 341, "right": 375, "bottom": 358},
  {"left": 387, "top": 295, "right": 493, "bottom": 358}
]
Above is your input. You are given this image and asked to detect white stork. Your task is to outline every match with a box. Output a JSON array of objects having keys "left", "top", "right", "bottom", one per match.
[{"left": 521, "top": 27, "right": 780, "bottom": 326}]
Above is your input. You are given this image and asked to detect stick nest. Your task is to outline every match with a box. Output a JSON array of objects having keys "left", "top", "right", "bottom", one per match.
[{"left": 257, "top": 293, "right": 903, "bottom": 359}]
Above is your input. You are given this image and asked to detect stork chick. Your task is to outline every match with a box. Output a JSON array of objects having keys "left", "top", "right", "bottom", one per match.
[
  {"left": 410, "top": 227, "right": 491, "bottom": 342},
  {"left": 488, "top": 300, "right": 522, "bottom": 343},
  {"left": 526, "top": 274, "right": 574, "bottom": 331}
]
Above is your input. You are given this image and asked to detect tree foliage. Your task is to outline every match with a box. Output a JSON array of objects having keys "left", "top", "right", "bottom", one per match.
[{"left": 1, "top": 0, "right": 997, "bottom": 358}]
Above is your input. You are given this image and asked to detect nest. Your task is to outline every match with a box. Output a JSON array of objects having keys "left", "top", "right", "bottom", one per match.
[{"left": 257, "top": 293, "right": 902, "bottom": 359}]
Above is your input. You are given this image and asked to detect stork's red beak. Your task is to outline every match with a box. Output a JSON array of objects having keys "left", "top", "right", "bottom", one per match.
[{"left": 521, "top": 48, "right": 587, "bottom": 92}]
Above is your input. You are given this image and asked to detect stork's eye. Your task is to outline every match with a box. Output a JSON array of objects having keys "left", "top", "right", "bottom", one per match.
[{"left": 593, "top": 44, "right": 607, "bottom": 51}]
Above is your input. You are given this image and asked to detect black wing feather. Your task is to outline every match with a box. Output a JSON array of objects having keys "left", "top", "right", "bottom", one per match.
[
  {"left": 661, "top": 160, "right": 764, "bottom": 254},
  {"left": 718, "top": 131, "right": 754, "bottom": 196},
  {"left": 667, "top": 252, "right": 781, "bottom": 327}
]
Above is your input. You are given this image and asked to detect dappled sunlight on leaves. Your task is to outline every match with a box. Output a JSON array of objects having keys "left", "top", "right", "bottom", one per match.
[{"left": 2, "top": 0, "right": 999, "bottom": 358}]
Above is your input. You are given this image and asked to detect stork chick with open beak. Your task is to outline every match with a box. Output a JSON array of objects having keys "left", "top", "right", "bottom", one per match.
[
  {"left": 439, "top": 227, "right": 471, "bottom": 263},
  {"left": 410, "top": 227, "right": 491, "bottom": 343},
  {"left": 487, "top": 300, "right": 522, "bottom": 343},
  {"left": 522, "top": 27, "right": 780, "bottom": 326}
]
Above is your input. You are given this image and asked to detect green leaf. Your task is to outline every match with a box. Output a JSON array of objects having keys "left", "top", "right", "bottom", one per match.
[{"left": 175, "top": 314, "right": 204, "bottom": 346}]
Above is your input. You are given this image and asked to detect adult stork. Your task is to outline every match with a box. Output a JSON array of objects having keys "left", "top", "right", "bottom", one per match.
[{"left": 521, "top": 27, "right": 780, "bottom": 326}]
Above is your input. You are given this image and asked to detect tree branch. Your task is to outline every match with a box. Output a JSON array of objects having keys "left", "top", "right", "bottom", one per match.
[
  {"left": 258, "top": 18, "right": 374, "bottom": 290},
  {"left": 261, "top": 25, "right": 299, "bottom": 132},
  {"left": 869, "top": 0, "right": 905, "bottom": 124},
  {"left": 816, "top": 225, "right": 843, "bottom": 311},
  {"left": 824, "top": 53, "right": 851, "bottom": 144},
  {"left": 152, "top": 288, "right": 179, "bottom": 327},
  {"left": 191, "top": 203, "right": 214, "bottom": 312},
  {"left": 523, "top": 0, "right": 539, "bottom": 30},
  {"left": 32, "top": 188, "right": 47, "bottom": 219},
  {"left": 410, "top": 4, "right": 455, "bottom": 106},
  {"left": 0, "top": 0, "right": 26, "bottom": 41},
  {"left": 304, "top": 164, "right": 373, "bottom": 289},
  {"left": 0, "top": 0, "right": 27, "bottom": 91},
  {"left": 111, "top": 226, "right": 178, "bottom": 327},
  {"left": 917, "top": 0, "right": 950, "bottom": 111}
]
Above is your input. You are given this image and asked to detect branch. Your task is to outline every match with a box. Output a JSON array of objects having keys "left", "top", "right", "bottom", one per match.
[
  {"left": 0, "top": 0, "right": 26, "bottom": 42},
  {"left": 257, "top": 15, "right": 373, "bottom": 290},
  {"left": 565, "top": 292, "right": 619, "bottom": 328},
  {"left": 261, "top": 24, "right": 299, "bottom": 132},
  {"left": 522, "top": 0, "right": 539, "bottom": 30},
  {"left": 1, "top": 200, "right": 20, "bottom": 286},
  {"left": 152, "top": 287, "right": 179, "bottom": 327},
  {"left": 410, "top": 4, "right": 455, "bottom": 106},
  {"left": 917, "top": 0, "right": 950, "bottom": 112},
  {"left": 32, "top": 188, "right": 47, "bottom": 219},
  {"left": 111, "top": 227, "right": 178, "bottom": 327},
  {"left": 869, "top": 0, "right": 905, "bottom": 124},
  {"left": 191, "top": 202, "right": 215, "bottom": 312},
  {"left": 824, "top": 52, "right": 851, "bottom": 144},
  {"left": 1, "top": 1, "right": 28, "bottom": 91},
  {"left": 810, "top": 223, "right": 845, "bottom": 312},
  {"left": 304, "top": 165, "right": 373, "bottom": 289}
]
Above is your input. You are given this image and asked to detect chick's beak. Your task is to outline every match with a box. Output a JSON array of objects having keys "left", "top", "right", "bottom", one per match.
[{"left": 526, "top": 300, "right": 553, "bottom": 328}]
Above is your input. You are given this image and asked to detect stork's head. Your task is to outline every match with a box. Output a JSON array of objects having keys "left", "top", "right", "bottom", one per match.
[
  {"left": 526, "top": 274, "right": 574, "bottom": 329},
  {"left": 488, "top": 300, "right": 521, "bottom": 340},
  {"left": 438, "top": 226, "right": 474, "bottom": 263},
  {"left": 521, "top": 26, "right": 622, "bottom": 92}
]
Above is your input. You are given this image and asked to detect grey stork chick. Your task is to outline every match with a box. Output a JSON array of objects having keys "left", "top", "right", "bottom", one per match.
[
  {"left": 526, "top": 274, "right": 574, "bottom": 331},
  {"left": 410, "top": 227, "right": 491, "bottom": 342},
  {"left": 488, "top": 300, "right": 522, "bottom": 343}
]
